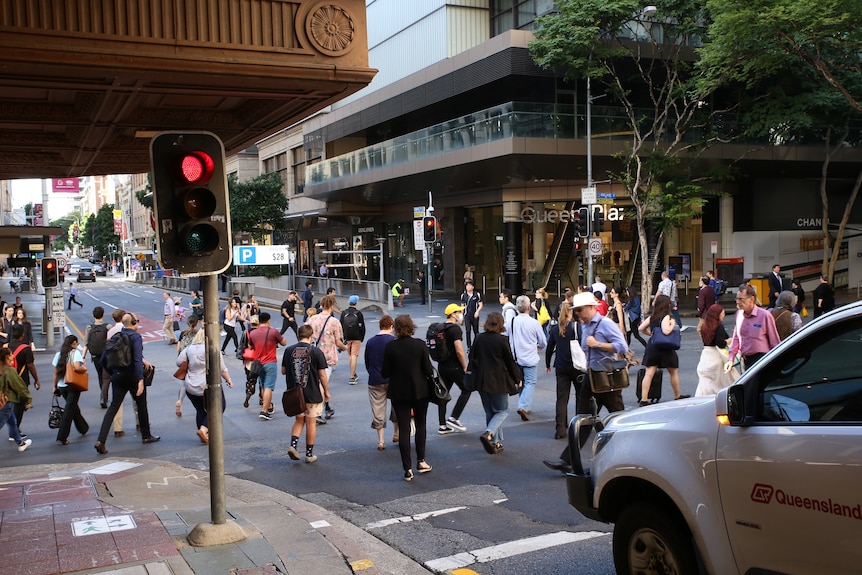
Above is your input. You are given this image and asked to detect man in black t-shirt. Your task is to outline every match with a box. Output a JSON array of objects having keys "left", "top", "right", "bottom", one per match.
[
  {"left": 280, "top": 291, "right": 298, "bottom": 338},
  {"left": 436, "top": 304, "right": 471, "bottom": 435},
  {"left": 282, "top": 325, "right": 330, "bottom": 463}
]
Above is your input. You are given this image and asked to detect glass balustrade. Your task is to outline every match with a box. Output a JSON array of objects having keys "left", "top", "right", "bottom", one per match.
[{"left": 305, "top": 101, "right": 862, "bottom": 187}]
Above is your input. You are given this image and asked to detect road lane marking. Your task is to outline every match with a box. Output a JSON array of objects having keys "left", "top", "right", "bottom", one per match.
[
  {"left": 424, "top": 530, "right": 609, "bottom": 571},
  {"left": 366, "top": 506, "right": 468, "bottom": 529}
]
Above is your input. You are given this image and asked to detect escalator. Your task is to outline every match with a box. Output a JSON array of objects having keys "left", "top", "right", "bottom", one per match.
[{"left": 541, "top": 202, "right": 578, "bottom": 289}]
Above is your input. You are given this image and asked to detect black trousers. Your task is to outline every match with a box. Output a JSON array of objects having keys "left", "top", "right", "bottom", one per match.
[
  {"left": 438, "top": 366, "right": 471, "bottom": 425},
  {"left": 97, "top": 371, "right": 153, "bottom": 443},
  {"left": 464, "top": 314, "right": 480, "bottom": 348},
  {"left": 57, "top": 386, "right": 89, "bottom": 442},
  {"left": 392, "top": 399, "right": 428, "bottom": 472},
  {"left": 280, "top": 319, "right": 298, "bottom": 337},
  {"left": 555, "top": 366, "right": 585, "bottom": 437}
]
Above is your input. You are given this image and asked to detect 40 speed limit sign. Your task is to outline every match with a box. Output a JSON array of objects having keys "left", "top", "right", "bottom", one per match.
[{"left": 588, "top": 237, "right": 603, "bottom": 256}]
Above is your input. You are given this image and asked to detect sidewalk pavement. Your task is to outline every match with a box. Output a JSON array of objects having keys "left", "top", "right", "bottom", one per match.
[{"left": 0, "top": 459, "right": 431, "bottom": 575}]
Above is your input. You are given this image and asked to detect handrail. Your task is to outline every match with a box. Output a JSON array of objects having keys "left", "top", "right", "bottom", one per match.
[{"left": 540, "top": 201, "right": 577, "bottom": 289}]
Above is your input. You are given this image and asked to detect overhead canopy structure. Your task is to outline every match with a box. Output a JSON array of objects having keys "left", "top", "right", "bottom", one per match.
[{"left": 0, "top": 0, "right": 376, "bottom": 180}]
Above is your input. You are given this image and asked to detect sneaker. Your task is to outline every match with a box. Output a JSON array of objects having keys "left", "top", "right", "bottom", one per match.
[
  {"left": 446, "top": 417, "right": 467, "bottom": 432},
  {"left": 8, "top": 434, "right": 27, "bottom": 442},
  {"left": 305, "top": 455, "right": 318, "bottom": 464},
  {"left": 267, "top": 405, "right": 274, "bottom": 414},
  {"left": 349, "top": 376, "right": 358, "bottom": 385},
  {"left": 325, "top": 408, "right": 335, "bottom": 419},
  {"left": 316, "top": 416, "right": 327, "bottom": 425},
  {"left": 288, "top": 446, "right": 300, "bottom": 460},
  {"left": 259, "top": 411, "right": 272, "bottom": 421},
  {"left": 403, "top": 469, "right": 413, "bottom": 482},
  {"left": 680, "top": 325, "right": 689, "bottom": 332},
  {"left": 220, "top": 330, "right": 227, "bottom": 336},
  {"left": 437, "top": 425, "right": 454, "bottom": 435},
  {"left": 18, "top": 438, "right": 32, "bottom": 452}
]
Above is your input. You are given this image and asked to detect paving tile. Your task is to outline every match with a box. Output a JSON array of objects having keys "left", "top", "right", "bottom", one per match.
[
  {"left": 2, "top": 555, "right": 60, "bottom": 575},
  {"left": 58, "top": 548, "right": 123, "bottom": 572},
  {"left": 1, "top": 504, "right": 53, "bottom": 519},
  {"left": 0, "top": 534, "right": 57, "bottom": 562},
  {"left": 26, "top": 487, "right": 96, "bottom": 506},
  {"left": 0, "top": 515, "right": 55, "bottom": 541},
  {"left": 117, "top": 542, "right": 180, "bottom": 563},
  {"left": 57, "top": 531, "right": 116, "bottom": 553},
  {"left": 50, "top": 498, "right": 104, "bottom": 515}
]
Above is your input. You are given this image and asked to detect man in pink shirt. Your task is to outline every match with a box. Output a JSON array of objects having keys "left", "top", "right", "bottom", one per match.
[
  {"left": 306, "top": 295, "right": 348, "bottom": 423},
  {"left": 726, "top": 284, "right": 781, "bottom": 372}
]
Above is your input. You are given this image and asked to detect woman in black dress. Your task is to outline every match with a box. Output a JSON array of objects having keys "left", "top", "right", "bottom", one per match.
[{"left": 637, "top": 294, "right": 688, "bottom": 405}]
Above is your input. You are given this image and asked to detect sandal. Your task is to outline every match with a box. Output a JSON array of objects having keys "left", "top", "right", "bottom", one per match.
[
  {"left": 417, "top": 460, "right": 432, "bottom": 473},
  {"left": 175, "top": 400, "right": 182, "bottom": 417},
  {"left": 377, "top": 442, "right": 385, "bottom": 451}
]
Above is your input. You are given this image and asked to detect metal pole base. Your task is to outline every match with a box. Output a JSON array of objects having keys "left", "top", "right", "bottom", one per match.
[{"left": 187, "top": 519, "right": 247, "bottom": 547}]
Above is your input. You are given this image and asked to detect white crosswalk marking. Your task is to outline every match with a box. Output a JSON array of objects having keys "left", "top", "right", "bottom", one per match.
[
  {"left": 366, "top": 506, "right": 468, "bottom": 529},
  {"left": 424, "top": 530, "right": 609, "bottom": 571}
]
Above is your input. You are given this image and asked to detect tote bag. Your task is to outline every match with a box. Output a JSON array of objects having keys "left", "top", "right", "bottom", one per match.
[{"left": 65, "top": 357, "right": 89, "bottom": 392}]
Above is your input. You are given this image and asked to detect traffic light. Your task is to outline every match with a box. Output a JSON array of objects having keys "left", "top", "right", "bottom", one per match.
[
  {"left": 423, "top": 216, "right": 437, "bottom": 242},
  {"left": 150, "top": 132, "right": 232, "bottom": 275},
  {"left": 575, "top": 207, "right": 590, "bottom": 237},
  {"left": 592, "top": 207, "right": 605, "bottom": 234},
  {"left": 41, "top": 257, "right": 58, "bottom": 287}
]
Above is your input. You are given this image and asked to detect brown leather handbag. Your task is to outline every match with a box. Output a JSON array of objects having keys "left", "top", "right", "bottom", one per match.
[{"left": 65, "top": 360, "right": 89, "bottom": 392}]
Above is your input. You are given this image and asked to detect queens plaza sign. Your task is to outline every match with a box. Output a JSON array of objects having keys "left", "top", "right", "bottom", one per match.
[{"left": 520, "top": 205, "right": 626, "bottom": 224}]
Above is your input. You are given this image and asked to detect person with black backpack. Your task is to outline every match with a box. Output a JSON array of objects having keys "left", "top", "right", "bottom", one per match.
[
  {"left": 95, "top": 313, "right": 160, "bottom": 454},
  {"left": 434, "top": 304, "right": 470, "bottom": 435},
  {"left": 81, "top": 306, "right": 110, "bottom": 409},
  {"left": 340, "top": 296, "right": 366, "bottom": 384}
]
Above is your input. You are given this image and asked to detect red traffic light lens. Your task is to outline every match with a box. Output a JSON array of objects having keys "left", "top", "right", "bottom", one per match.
[
  {"left": 181, "top": 151, "right": 215, "bottom": 184},
  {"left": 45, "top": 262, "right": 55, "bottom": 270}
]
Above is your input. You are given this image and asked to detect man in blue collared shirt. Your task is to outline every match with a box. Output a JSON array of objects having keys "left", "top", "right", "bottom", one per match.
[
  {"left": 510, "top": 295, "right": 547, "bottom": 421},
  {"left": 574, "top": 290, "right": 628, "bottom": 415},
  {"left": 543, "top": 291, "right": 628, "bottom": 473}
]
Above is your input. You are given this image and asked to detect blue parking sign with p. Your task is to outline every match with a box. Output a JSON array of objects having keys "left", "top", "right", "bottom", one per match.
[{"left": 237, "top": 247, "right": 256, "bottom": 264}]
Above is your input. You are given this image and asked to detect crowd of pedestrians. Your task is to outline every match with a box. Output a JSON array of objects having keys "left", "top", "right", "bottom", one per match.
[{"left": 3, "top": 265, "right": 842, "bottom": 482}]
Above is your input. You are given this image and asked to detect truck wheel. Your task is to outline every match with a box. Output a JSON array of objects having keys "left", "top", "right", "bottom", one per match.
[{"left": 612, "top": 501, "right": 697, "bottom": 575}]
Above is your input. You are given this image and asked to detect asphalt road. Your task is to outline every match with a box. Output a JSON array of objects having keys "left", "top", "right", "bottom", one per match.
[{"left": 3, "top": 279, "right": 710, "bottom": 575}]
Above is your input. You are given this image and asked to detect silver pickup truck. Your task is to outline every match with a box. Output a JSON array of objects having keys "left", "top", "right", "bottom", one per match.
[{"left": 565, "top": 301, "right": 862, "bottom": 575}]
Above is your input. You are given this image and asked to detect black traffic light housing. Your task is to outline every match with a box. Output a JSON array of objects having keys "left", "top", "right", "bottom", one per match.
[
  {"left": 41, "top": 257, "right": 58, "bottom": 287},
  {"left": 592, "top": 207, "right": 605, "bottom": 234},
  {"left": 150, "top": 132, "right": 232, "bottom": 275},
  {"left": 423, "top": 216, "right": 437, "bottom": 242},
  {"left": 575, "top": 207, "right": 590, "bottom": 238}
]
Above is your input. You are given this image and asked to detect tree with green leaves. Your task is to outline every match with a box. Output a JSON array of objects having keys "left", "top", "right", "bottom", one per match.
[
  {"left": 90, "top": 204, "right": 121, "bottom": 260},
  {"left": 530, "top": 0, "right": 719, "bottom": 302},
  {"left": 700, "top": 0, "right": 862, "bottom": 280},
  {"left": 228, "top": 172, "right": 290, "bottom": 242}
]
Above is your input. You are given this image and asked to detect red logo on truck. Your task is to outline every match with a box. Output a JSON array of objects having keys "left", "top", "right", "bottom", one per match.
[{"left": 751, "top": 484, "right": 774, "bottom": 504}]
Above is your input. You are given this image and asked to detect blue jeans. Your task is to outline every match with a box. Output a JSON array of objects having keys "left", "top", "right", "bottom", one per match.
[
  {"left": 479, "top": 391, "right": 509, "bottom": 442},
  {"left": 0, "top": 403, "right": 23, "bottom": 444},
  {"left": 258, "top": 362, "right": 278, "bottom": 390},
  {"left": 516, "top": 364, "right": 538, "bottom": 412}
]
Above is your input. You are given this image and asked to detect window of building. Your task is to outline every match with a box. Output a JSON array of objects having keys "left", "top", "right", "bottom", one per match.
[
  {"left": 491, "top": 0, "right": 542, "bottom": 36},
  {"left": 292, "top": 147, "right": 306, "bottom": 195},
  {"left": 262, "top": 152, "right": 288, "bottom": 190}
]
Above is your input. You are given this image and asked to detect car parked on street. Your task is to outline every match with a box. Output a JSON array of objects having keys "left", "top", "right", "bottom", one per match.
[
  {"left": 565, "top": 301, "right": 862, "bottom": 575},
  {"left": 77, "top": 266, "right": 96, "bottom": 282}
]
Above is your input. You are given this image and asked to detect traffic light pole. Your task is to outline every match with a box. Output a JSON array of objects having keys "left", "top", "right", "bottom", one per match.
[{"left": 187, "top": 273, "right": 246, "bottom": 547}]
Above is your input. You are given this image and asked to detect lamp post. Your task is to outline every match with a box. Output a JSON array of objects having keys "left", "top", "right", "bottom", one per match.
[{"left": 584, "top": 5, "right": 656, "bottom": 286}]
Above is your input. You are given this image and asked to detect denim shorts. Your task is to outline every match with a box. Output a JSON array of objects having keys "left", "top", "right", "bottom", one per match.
[{"left": 258, "top": 362, "right": 278, "bottom": 390}]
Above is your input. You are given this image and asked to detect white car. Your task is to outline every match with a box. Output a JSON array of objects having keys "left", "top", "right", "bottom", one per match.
[{"left": 565, "top": 301, "right": 862, "bottom": 575}]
